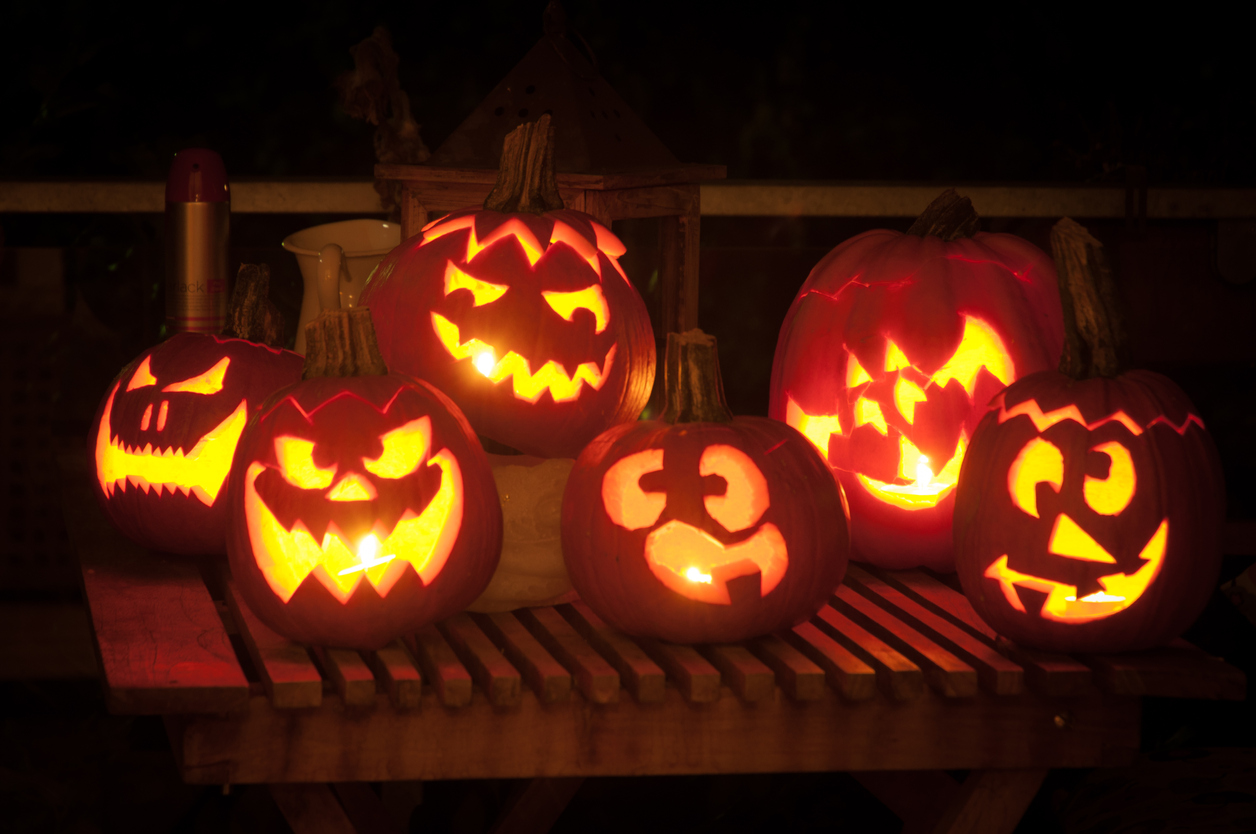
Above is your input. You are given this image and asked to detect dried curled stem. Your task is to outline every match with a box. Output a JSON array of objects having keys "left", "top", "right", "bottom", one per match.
[
  {"left": 302, "top": 307, "right": 388, "bottom": 379},
  {"left": 662, "top": 330, "right": 734, "bottom": 424},
  {"left": 906, "top": 188, "right": 980, "bottom": 241},
  {"left": 1050, "top": 217, "right": 1128, "bottom": 379},
  {"left": 484, "top": 114, "right": 564, "bottom": 215}
]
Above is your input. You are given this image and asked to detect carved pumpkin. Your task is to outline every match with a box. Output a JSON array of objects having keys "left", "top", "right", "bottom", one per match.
[
  {"left": 769, "top": 190, "right": 1064, "bottom": 571},
  {"left": 563, "top": 331, "right": 848, "bottom": 644},
  {"left": 361, "top": 117, "right": 655, "bottom": 458},
  {"left": 90, "top": 269, "right": 303, "bottom": 555},
  {"left": 227, "top": 308, "right": 502, "bottom": 649},
  {"left": 954, "top": 219, "right": 1225, "bottom": 652}
]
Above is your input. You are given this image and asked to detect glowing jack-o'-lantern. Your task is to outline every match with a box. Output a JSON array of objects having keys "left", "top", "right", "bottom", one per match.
[
  {"left": 563, "top": 330, "right": 848, "bottom": 644},
  {"left": 769, "top": 190, "right": 1063, "bottom": 570},
  {"left": 228, "top": 308, "right": 502, "bottom": 649},
  {"left": 90, "top": 333, "right": 303, "bottom": 555},
  {"left": 361, "top": 117, "right": 654, "bottom": 458},
  {"left": 954, "top": 219, "right": 1224, "bottom": 652}
]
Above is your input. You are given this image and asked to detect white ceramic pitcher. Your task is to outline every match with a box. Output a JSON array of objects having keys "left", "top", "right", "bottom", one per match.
[{"left": 282, "top": 219, "right": 401, "bottom": 353}]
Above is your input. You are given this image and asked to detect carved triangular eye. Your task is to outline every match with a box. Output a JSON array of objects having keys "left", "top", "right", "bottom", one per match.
[
  {"left": 126, "top": 356, "right": 158, "bottom": 391},
  {"left": 163, "top": 357, "right": 230, "bottom": 395},
  {"left": 1084, "top": 441, "right": 1136, "bottom": 515},
  {"left": 275, "top": 437, "right": 336, "bottom": 489}
]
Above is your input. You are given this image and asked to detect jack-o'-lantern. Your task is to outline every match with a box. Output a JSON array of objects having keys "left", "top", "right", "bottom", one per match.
[
  {"left": 563, "top": 330, "right": 848, "bottom": 644},
  {"left": 769, "top": 190, "right": 1064, "bottom": 571},
  {"left": 361, "top": 116, "right": 655, "bottom": 458},
  {"left": 954, "top": 219, "right": 1225, "bottom": 652},
  {"left": 90, "top": 266, "right": 303, "bottom": 555},
  {"left": 227, "top": 308, "right": 502, "bottom": 649}
]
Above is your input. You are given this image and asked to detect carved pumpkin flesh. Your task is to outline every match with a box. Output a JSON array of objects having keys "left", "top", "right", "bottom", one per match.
[{"left": 361, "top": 209, "right": 655, "bottom": 458}]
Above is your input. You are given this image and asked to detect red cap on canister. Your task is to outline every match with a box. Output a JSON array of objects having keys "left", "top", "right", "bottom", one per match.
[{"left": 166, "top": 148, "right": 230, "bottom": 203}]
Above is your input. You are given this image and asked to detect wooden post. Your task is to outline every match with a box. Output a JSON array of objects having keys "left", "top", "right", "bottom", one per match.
[{"left": 399, "top": 185, "right": 428, "bottom": 240}]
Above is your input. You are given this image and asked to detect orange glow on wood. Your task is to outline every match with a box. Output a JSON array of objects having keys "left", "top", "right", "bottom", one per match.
[
  {"left": 700, "top": 445, "right": 770, "bottom": 532},
  {"left": 542, "top": 285, "right": 610, "bottom": 333},
  {"left": 1084, "top": 441, "right": 1136, "bottom": 515},
  {"left": 431, "top": 313, "right": 615, "bottom": 403},
  {"left": 1008, "top": 437, "right": 1064, "bottom": 518},
  {"left": 443, "top": 263, "right": 509, "bottom": 306},
  {"left": 645, "top": 520, "right": 788, "bottom": 605},
  {"left": 274, "top": 437, "right": 337, "bottom": 490},
  {"left": 363, "top": 417, "right": 431, "bottom": 479},
  {"left": 127, "top": 356, "right": 158, "bottom": 390},
  {"left": 984, "top": 519, "right": 1169, "bottom": 623},
  {"left": 162, "top": 357, "right": 230, "bottom": 395},
  {"left": 244, "top": 449, "right": 464, "bottom": 603},
  {"left": 95, "top": 383, "right": 247, "bottom": 506},
  {"left": 602, "top": 448, "right": 666, "bottom": 530}
]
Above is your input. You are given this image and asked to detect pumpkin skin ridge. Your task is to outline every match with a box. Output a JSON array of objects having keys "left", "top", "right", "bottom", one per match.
[
  {"left": 89, "top": 332, "right": 304, "bottom": 556},
  {"left": 954, "top": 370, "right": 1225, "bottom": 653},
  {"left": 769, "top": 229, "right": 1063, "bottom": 571},
  {"left": 361, "top": 208, "right": 655, "bottom": 458},
  {"left": 228, "top": 370, "right": 503, "bottom": 650},
  {"left": 563, "top": 417, "right": 849, "bottom": 644}
]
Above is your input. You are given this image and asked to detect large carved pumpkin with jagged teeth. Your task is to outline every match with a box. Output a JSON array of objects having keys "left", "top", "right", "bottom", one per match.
[
  {"left": 90, "top": 333, "right": 303, "bottom": 555},
  {"left": 360, "top": 207, "right": 655, "bottom": 458},
  {"left": 227, "top": 370, "right": 502, "bottom": 650}
]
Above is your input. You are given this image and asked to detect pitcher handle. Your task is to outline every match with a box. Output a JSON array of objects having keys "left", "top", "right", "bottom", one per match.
[{"left": 294, "top": 242, "right": 347, "bottom": 355}]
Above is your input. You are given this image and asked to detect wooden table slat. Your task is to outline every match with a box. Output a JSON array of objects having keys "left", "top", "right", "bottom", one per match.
[
  {"left": 315, "top": 647, "right": 377, "bottom": 707},
  {"left": 366, "top": 640, "right": 423, "bottom": 710},
  {"left": 833, "top": 586, "right": 979, "bottom": 698},
  {"left": 224, "top": 581, "right": 323, "bottom": 709},
  {"left": 994, "top": 638, "right": 1096, "bottom": 698},
  {"left": 407, "top": 626, "right": 473, "bottom": 707},
  {"left": 746, "top": 635, "right": 826, "bottom": 701},
  {"left": 439, "top": 614, "right": 522, "bottom": 707},
  {"left": 847, "top": 566, "right": 1024, "bottom": 696},
  {"left": 812, "top": 605, "right": 924, "bottom": 701},
  {"left": 474, "top": 612, "right": 572, "bottom": 704},
  {"left": 1081, "top": 640, "right": 1247, "bottom": 700},
  {"left": 783, "top": 622, "right": 877, "bottom": 701},
  {"left": 517, "top": 607, "right": 619, "bottom": 704},
  {"left": 636, "top": 638, "right": 723, "bottom": 703},
  {"left": 700, "top": 644, "right": 776, "bottom": 702},
  {"left": 558, "top": 602, "right": 666, "bottom": 703},
  {"left": 881, "top": 569, "right": 1000, "bottom": 640}
]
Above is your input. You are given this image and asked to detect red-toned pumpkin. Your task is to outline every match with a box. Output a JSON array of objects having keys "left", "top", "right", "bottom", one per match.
[
  {"left": 563, "top": 330, "right": 848, "bottom": 644},
  {"left": 954, "top": 219, "right": 1224, "bottom": 652},
  {"left": 769, "top": 190, "right": 1064, "bottom": 571},
  {"left": 361, "top": 116, "right": 654, "bottom": 458},
  {"left": 227, "top": 308, "right": 502, "bottom": 649},
  {"left": 90, "top": 269, "right": 303, "bottom": 555}
]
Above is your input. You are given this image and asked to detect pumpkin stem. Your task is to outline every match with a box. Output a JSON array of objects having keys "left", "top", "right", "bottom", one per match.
[
  {"left": 301, "top": 307, "right": 389, "bottom": 379},
  {"left": 225, "top": 263, "right": 286, "bottom": 347},
  {"left": 905, "top": 189, "right": 980, "bottom": 241},
  {"left": 483, "top": 114, "right": 565, "bottom": 214},
  {"left": 1050, "top": 218, "right": 1127, "bottom": 379},
  {"left": 662, "top": 329, "right": 734, "bottom": 424}
]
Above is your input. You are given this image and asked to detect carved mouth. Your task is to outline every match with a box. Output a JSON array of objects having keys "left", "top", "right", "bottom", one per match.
[
  {"left": 243, "top": 450, "right": 463, "bottom": 604},
  {"left": 431, "top": 313, "right": 614, "bottom": 403},
  {"left": 984, "top": 519, "right": 1169, "bottom": 623},
  {"left": 94, "top": 383, "right": 247, "bottom": 507},
  {"left": 644, "top": 520, "right": 788, "bottom": 606}
]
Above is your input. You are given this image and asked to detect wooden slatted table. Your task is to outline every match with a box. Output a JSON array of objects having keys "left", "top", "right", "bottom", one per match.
[{"left": 61, "top": 456, "right": 1245, "bottom": 834}]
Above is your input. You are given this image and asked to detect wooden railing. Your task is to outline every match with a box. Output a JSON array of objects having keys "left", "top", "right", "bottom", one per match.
[{"left": 4, "top": 180, "right": 1256, "bottom": 218}]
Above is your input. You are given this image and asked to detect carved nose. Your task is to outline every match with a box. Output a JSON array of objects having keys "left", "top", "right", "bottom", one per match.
[{"left": 325, "top": 473, "right": 378, "bottom": 502}]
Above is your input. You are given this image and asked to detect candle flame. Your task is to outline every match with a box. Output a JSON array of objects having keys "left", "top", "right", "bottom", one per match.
[
  {"left": 335, "top": 533, "right": 397, "bottom": 576},
  {"left": 685, "top": 566, "right": 713, "bottom": 584},
  {"left": 473, "top": 349, "right": 496, "bottom": 377},
  {"left": 915, "top": 455, "right": 933, "bottom": 488}
]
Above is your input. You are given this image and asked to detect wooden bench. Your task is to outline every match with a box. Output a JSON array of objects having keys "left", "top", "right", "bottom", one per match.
[{"left": 62, "top": 454, "right": 1245, "bottom": 834}]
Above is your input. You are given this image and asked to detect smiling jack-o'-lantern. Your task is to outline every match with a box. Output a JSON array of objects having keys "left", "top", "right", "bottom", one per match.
[
  {"left": 769, "top": 190, "right": 1064, "bottom": 571},
  {"left": 227, "top": 308, "right": 502, "bottom": 649},
  {"left": 954, "top": 219, "right": 1224, "bottom": 652},
  {"left": 563, "top": 330, "right": 848, "bottom": 644},
  {"left": 90, "top": 269, "right": 303, "bottom": 555},
  {"left": 361, "top": 116, "right": 655, "bottom": 458}
]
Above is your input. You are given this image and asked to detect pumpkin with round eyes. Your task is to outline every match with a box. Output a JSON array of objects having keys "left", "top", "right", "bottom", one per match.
[
  {"left": 563, "top": 331, "right": 848, "bottom": 644},
  {"left": 361, "top": 117, "right": 655, "bottom": 458},
  {"left": 227, "top": 308, "right": 502, "bottom": 649},
  {"left": 90, "top": 326, "right": 303, "bottom": 556},
  {"left": 769, "top": 190, "right": 1063, "bottom": 571},
  {"left": 954, "top": 220, "right": 1225, "bottom": 652}
]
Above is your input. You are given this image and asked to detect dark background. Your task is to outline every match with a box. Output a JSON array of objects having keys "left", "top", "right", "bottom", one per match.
[{"left": 4, "top": 3, "right": 1256, "bottom": 831}]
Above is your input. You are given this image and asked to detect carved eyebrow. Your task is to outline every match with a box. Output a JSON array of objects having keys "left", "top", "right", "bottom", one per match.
[{"left": 163, "top": 357, "right": 231, "bottom": 394}]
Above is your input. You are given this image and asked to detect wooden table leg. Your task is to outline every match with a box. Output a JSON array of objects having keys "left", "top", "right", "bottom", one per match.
[
  {"left": 488, "top": 777, "right": 585, "bottom": 834},
  {"left": 853, "top": 770, "right": 961, "bottom": 833},
  {"left": 929, "top": 768, "right": 1049, "bottom": 834},
  {"left": 270, "top": 783, "right": 357, "bottom": 834}
]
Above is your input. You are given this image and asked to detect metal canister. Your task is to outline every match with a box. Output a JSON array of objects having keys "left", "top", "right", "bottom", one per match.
[{"left": 165, "top": 148, "right": 230, "bottom": 334}]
